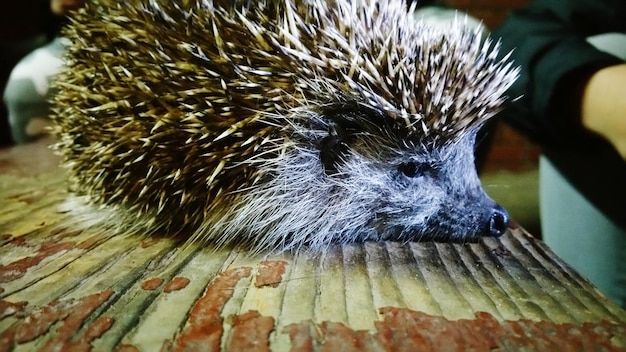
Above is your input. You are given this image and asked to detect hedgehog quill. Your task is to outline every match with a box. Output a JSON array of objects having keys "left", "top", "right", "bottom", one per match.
[{"left": 51, "top": 0, "right": 519, "bottom": 252}]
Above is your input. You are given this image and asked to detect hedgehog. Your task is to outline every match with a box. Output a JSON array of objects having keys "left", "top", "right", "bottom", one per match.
[{"left": 51, "top": 0, "right": 519, "bottom": 252}]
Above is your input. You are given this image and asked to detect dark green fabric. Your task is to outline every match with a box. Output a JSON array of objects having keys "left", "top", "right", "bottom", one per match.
[
  {"left": 493, "top": 0, "right": 626, "bottom": 231},
  {"left": 494, "top": 0, "right": 625, "bottom": 147}
]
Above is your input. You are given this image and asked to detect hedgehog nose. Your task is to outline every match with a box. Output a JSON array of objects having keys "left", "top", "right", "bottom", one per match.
[{"left": 488, "top": 204, "right": 509, "bottom": 237}]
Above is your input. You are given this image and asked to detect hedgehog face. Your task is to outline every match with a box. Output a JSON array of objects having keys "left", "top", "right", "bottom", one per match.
[
  {"left": 330, "top": 130, "right": 509, "bottom": 243},
  {"left": 222, "top": 104, "right": 509, "bottom": 251}
]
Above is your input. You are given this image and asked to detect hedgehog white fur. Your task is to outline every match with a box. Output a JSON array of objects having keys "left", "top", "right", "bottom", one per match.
[{"left": 52, "top": 0, "right": 519, "bottom": 252}]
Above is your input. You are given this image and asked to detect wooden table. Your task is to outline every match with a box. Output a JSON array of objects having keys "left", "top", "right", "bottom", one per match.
[{"left": 1, "top": 139, "right": 624, "bottom": 351}]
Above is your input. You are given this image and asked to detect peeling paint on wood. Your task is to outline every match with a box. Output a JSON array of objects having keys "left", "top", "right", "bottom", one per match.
[
  {"left": 228, "top": 310, "right": 275, "bottom": 351},
  {"left": 140, "top": 278, "right": 164, "bottom": 291},
  {"left": 163, "top": 277, "right": 191, "bottom": 293},
  {"left": 0, "top": 290, "right": 114, "bottom": 352},
  {"left": 1, "top": 140, "right": 625, "bottom": 351},
  {"left": 255, "top": 261, "right": 288, "bottom": 288}
]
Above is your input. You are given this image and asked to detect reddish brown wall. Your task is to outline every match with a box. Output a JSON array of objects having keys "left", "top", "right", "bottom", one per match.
[{"left": 444, "top": 0, "right": 531, "bottom": 28}]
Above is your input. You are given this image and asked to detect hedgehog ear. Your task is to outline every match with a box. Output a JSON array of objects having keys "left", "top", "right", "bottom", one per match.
[
  {"left": 316, "top": 102, "right": 381, "bottom": 176},
  {"left": 318, "top": 122, "right": 352, "bottom": 176}
]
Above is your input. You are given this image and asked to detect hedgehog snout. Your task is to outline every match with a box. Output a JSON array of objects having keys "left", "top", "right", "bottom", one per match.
[{"left": 486, "top": 204, "right": 509, "bottom": 237}]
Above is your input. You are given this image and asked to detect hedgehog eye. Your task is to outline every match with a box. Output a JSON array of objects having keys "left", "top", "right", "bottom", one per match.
[{"left": 398, "top": 161, "right": 424, "bottom": 178}]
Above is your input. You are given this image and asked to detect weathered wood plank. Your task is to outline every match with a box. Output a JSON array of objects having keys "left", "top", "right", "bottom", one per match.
[{"left": 1, "top": 140, "right": 625, "bottom": 351}]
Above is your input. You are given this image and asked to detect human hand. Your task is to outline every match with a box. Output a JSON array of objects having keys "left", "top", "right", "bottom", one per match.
[
  {"left": 51, "top": 0, "right": 86, "bottom": 16},
  {"left": 580, "top": 63, "right": 626, "bottom": 160}
]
